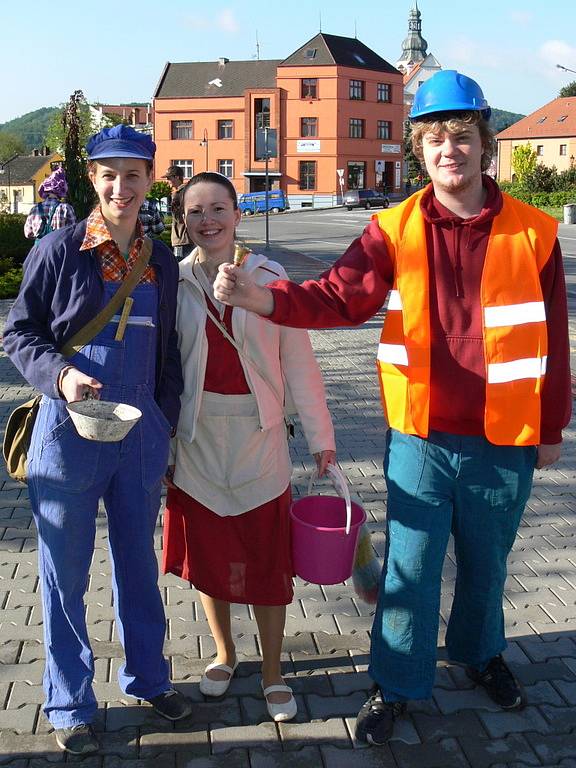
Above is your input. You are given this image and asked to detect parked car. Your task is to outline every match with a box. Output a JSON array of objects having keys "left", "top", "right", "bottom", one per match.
[
  {"left": 238, "top": 190, "right": 289, "bottom": 215},
  {"left": 343, "top": 189, "right": 390, "bottom": 211}
]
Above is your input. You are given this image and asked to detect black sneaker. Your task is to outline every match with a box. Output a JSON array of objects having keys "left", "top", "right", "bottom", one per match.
[
  {"left": 355, "top": 685, "right": 407, "bottom": 745},
  {"left": 146, "top": 688, "right": 192, "bottom": 720},
  {"left": 466, "top": 655, "right": 525, "bottom": 709},
  {"left": 54, "top": 724, "right": 100, "bottom": 754}
]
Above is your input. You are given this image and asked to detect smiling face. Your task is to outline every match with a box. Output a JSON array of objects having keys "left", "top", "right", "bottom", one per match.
[
  {"left": 183, "top": 180, "right": 241, "bottom": 258},
  {"left": 421, "top": 123, "right": 484, "bottom": 196},
  {"left": 89, "top": 158, "right": 152, "bottom": 230}
]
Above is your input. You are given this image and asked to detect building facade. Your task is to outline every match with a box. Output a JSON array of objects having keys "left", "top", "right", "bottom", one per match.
[
  {"left": 496, "top": 96, "right": 576, "bottom": 181},
  {"left": 152, "top": 33, "right": 404, "bottom": 207},
  {"left": 0, "top": 150, "right": 63, "bottom": 214}
]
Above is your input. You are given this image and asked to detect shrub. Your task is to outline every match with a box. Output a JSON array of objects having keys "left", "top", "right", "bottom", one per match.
[
  {"left": 0, "top": 213, "right": 31, "bottom": 263},
  {"left": 0, "top": 267, "right": 23, "bottom": 299}
]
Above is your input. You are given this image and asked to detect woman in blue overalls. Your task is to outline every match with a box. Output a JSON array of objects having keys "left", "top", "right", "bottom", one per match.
[{"left": 3, "top": 125, "right": 189, "bottom": 755}]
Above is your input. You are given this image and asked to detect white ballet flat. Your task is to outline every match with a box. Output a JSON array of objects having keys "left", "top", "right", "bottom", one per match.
[
  {"left": 199, "top": 659, "right": 238, "bottom": 697},
  {"left": 261, "top": 682, "right": 297, "bottom": 722}
]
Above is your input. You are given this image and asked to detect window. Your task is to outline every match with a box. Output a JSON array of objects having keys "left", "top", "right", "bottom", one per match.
[
  {"left": 304, "top": 48, "right": 316, "bottom": 59},
  {"left": 347, "top": 161, "right": 366, "bottom": 189},
  {"left": 218, "top": 159, "right": 234, "bottom": 178},
  {"left": 255, "top": 98, "right": 270, "bottom": 129},
  {"left": 171, "top": 120, "right": 193, "bottom": 140},
  {"left": 536, "top": 145, "right": 544, "bottom": 156},
  {"left": 349, "top": 118, "right": 365, "bottom": 138},
  {"left": 218, "top": 120, "right": 234, "bottom": 139},
  {"left": 171, "top": 159, "right": 193, "bottom": 178},
  {"left": 536, "top": 116, "right": 547, "bottom": 124},
  {"left": 377, "top": 83, "right": 391, "bottom": 102},
  {"left": 558, "top": 115, "right": 568, "bottom": 122},
  {"left": 560, "top": 144, "right": 567, "bottom": 156},
  {"left": 377, "top": 120, "right": 392, "bottom": 140},
  {"left": 299, "top": 161, "right": 316, "bottom": 190},
  {"left": 349, "top": 80, "right": 365, "bottom": 100},
  {"left": 300, "top": 117, "right": 318, "bottom": 137},
  {"left": 301, "top": 78, "right": 318, "bottom": 99}
]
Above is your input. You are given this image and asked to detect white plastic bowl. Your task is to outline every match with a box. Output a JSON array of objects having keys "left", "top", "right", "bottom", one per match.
[{"left": 66, "top": 400, "right": 142, "bottom": 442}]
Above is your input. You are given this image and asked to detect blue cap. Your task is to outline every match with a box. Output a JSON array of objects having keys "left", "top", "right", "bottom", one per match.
[
  {"left": 410, "top": 70, "right": 491, "bottom": 122},
  {"left": 86, "top": 124, "right": 156, "bottom": 161}
]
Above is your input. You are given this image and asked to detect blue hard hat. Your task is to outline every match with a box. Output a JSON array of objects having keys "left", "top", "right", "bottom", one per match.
[
  {"left": 410, "top": 70, "right": 491, "bottom": 121},
  {"left": 86, "top": 124, "right": 156, "bottom": 161}
]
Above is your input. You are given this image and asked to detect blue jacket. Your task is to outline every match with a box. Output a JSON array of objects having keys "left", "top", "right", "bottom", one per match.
[{"left": 3, "top": 219, "right": 183, "bottom": 430}]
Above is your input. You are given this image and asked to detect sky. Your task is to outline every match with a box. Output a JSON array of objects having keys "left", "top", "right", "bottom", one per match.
[{"left": 2, "top": 0, "right": 576, "bottom": 125}]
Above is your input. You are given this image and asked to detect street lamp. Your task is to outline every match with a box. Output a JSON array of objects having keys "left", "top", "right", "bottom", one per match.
[
  {"left": 199, "top": 129, "right": 209, "bottom": 172},
  {"left": 556, "top": 64, "right": 576, "bottom": 74}
]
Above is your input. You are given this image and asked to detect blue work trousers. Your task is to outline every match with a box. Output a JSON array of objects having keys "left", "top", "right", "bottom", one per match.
[
  {"left": 28, "top": 283, "right": 172, "bottom": 728},
  {"left": 369, "top": 429, "right": 536, "bottom": 702}
]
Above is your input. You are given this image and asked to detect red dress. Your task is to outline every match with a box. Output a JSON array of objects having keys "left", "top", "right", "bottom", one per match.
[{"left": 162, "top": 302, "right": 294, "bottom": 605}]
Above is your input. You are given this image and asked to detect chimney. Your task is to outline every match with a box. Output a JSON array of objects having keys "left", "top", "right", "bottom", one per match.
[{"left": 218, "top": 57, "right": 229, "bottom": 66}]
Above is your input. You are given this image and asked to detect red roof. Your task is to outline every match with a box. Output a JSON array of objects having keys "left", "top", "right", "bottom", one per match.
[{"left": 496, "top": 96, "right": 576, "bottom": 140}]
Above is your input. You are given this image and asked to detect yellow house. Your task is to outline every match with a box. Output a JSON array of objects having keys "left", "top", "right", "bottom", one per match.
[
  {"left": 496, "top": 96, "right": 576, "bottom": 182},
  {"left": 0, "top": 150, "right": 63, "bottom": 214}
]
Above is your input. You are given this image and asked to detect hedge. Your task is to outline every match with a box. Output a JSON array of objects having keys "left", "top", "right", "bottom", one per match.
[
  {"left": 0, "top": 214, "right": 32, "bottom": 263},
  {"left": 499, "top": 184, "right": 576, "bottom": 207}
]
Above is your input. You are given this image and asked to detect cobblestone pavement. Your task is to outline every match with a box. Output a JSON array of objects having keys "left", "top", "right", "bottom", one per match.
[{"left": 0, "top": 243, "right": 575, "bottom": 768}]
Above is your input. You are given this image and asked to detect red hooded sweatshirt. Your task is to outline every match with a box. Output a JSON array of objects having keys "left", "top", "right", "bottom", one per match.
[{"left": 268, "top": 176, "right": 571, "bottom": 444}]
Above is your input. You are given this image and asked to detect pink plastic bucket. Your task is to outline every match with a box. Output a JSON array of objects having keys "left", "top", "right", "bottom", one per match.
[{"left": 290, "top": 465, "right": 366, "bottom": 585}]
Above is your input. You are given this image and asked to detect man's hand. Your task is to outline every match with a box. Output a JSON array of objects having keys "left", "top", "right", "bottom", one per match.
[
  {"left": 59, "top": 366, "right": 103, "bottom": 403},
  {"left": 163, "top": 465, "right": 177, "bottom": 489},
  {"left": 536, "top": 442, "right": 561, "bottom": 469},
  {"left": 213, "top": 263, "right": 275, "bottom": 315}
]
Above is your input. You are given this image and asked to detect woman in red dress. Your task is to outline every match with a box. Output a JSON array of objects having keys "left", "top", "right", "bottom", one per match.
[{"left": 163, "top": 172, "right": 335, "bottom": 722}]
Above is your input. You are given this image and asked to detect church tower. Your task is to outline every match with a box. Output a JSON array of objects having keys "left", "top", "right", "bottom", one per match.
[{"left": 396, "top": 2, "right": 428, "bottom": 73}]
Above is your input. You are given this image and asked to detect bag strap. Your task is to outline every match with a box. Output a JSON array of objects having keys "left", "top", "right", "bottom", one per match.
[{"left": 60, "top": 237, "right": 153, "bottom": 358}]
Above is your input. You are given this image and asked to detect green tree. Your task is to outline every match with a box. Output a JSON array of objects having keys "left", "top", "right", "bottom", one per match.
[
  {"left": 403, "top": 122, "right": 421, "bottom": 181},
  {"left": 559, "top": 80, "right": 576, "bottom": 98},
  {"left": 511, "top": 143, "right": 537, "bottom": 184},
  {"left": 62, "top": 91, "right": 95, "bottom": 220},
  {"left": 148, "top": 181, "right": 172, "bottom": 203},
  {"left": 0, "top": 132, "right": 26, "bottom": 163}
]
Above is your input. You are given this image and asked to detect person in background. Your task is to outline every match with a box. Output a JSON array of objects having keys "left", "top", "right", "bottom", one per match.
[
  {"left": 162, "top": 172, "right": 336, "bottom": 723},
  {"left": 139, "top": 196, "right": 165, "bottom": 237},
  {"left": 24, "top": 166, "right": 76, "bottom": 241},
  {"left": 4, "top": 125, "right": 190, "bottom": 756},
  {"left": 213, "top": 70, "right": 571, "bottom": 745},
  {"left": 163, "top": 165, "right": 193, "bottom": 259}
]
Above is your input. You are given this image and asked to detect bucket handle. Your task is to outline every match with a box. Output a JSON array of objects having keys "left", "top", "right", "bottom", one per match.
[{"left": 307, "top": 463, "right": 352, "bottom": 535}]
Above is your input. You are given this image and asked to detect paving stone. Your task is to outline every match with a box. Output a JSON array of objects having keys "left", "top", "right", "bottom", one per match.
[
  {"left": 0, "top": 704, "right": 38, "bottom": 732},
  {"left": 306, "top": 691, "right": 366, "bottom": 719},
  {"left": 321, "top": 744, "right": 397, "bottom": 767},
  {"left": 390, "top": 737, "right": 469, "bottom": 768},
  {"left": 250, "top": 746, "right": 324, "bottom": 768},
  {"left": 211, "top": 722, "right": 279, "bottom": 754},
  {"left": 459, "top": 734, "right": 540, "bottom": 767},
  {"left": 278, "top": 717, "right": 350, "bottom": 749},
  {"left": 538, "top": 703, "right": 576, "bottom": 732},
  {"left": 527, "top": 733, "right": 576, "bottom": 763},
  {"left": 478, "top": 705, "right": 551, "bottom": 738},
  {"left": 514, "top": 659, "right": 576, "bottom": 684},
  {"left": 433, "top": 687, "right": 501, "bottom": 715},
  {"left": 412, "top": 709, "right": 486, "bottom": 742},
  {"left": 140, "top": 727, "right": 209, "bottom": 757},
  {"left": 174, "top": 750, "right": 249, "bottom": 768}
]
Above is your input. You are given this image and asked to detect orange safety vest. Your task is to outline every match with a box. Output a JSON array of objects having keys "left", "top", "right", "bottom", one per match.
[{"left": 375, "top": 189, "right": 558, "bottom": 446}]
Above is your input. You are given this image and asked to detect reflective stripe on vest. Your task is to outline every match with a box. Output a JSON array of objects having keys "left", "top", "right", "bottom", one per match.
[{"left": 374, "top": 189, "right": 558, "bottom": 446}]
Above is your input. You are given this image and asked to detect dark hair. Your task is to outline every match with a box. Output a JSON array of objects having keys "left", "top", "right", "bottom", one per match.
[{"left": 182, "top": 172, "right": 238, "bottom": 208}]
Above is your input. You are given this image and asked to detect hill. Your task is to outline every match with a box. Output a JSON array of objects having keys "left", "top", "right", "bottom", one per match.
[
  {"left": 0, "top": 107, "right": 59, "bottom": 152},
  {"left": 491, "top": 108, "right": 525, "bottom": 132}
]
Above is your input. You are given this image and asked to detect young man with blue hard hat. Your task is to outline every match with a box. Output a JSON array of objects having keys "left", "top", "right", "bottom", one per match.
[
  {"left": 4, "top": 124, "right": 191, "bottom": 755},
  {"left": 213, "top": 70, "right": 571, "bottom": 744}
]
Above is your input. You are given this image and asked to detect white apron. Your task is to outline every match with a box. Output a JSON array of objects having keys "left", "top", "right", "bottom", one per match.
[{"left": 173, "top": 391, "right": 292, "bottom": 517}]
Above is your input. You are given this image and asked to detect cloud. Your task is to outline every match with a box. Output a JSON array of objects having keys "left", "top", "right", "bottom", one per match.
[
  {"left": 217, "top": 9, "right": 239, "bottom": 33},
  {"left": 182, "top": 9, "right": 239, "bottom": 34},
  {"left": 508, "top": 10, "right": 533, "bottom": 26},
  {"left": 539, "top": 39, "right": 576, "bottom": 76}
]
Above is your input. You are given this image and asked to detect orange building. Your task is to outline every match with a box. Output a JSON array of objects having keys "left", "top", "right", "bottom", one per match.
[{"left": 153, "top": 33, "right": 404, "bottom": 207}]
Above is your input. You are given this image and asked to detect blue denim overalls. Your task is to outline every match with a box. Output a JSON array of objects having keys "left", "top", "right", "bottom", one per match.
[{"left": 28, "top": 280, "right": 171, "bottom": 728}]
